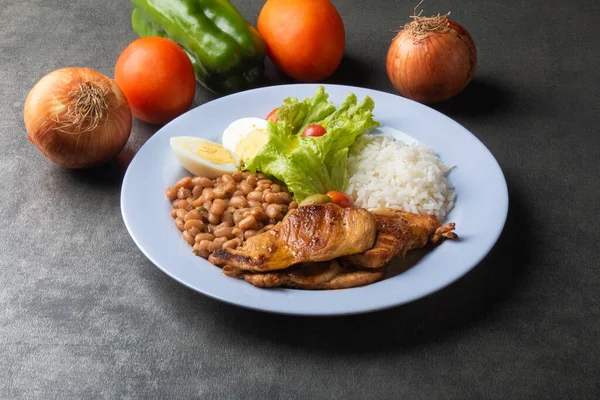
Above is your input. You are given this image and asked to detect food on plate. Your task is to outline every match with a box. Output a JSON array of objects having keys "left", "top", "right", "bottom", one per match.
[
  {"left": 326, "top": 190, "right": 355, "bottom": 208},
  {"left": 342, "top": 208, "right": 457, "bottom": 269},
  {"left": 244, "top": 86, "right": 379, "bottom": 203},
  {"left": 209, "top": 203, "right": 377, "bottom": 272},
  {"left": 346, "top": 135, "right": 455, "bottom": 219},
  {"left": 386, "top": 4, "right": 477, "bottom": 103},
  {"left": 166, "top": 171, "right": 297, "bottom": 258},
  {"left": 170, "top": 137, "right": 240, "bottom": 179},
  {"left": 24, "top": 67, "right": 132, "bottom": 168},
  {"left": 258, "top": 0, "right": 345, "bottom": 82},
  {"left": 115, "top": 37, "right": 196, "bottom": 125},
  {"left": 166, "top": 86, "right": 458, "bottom": 290},
  {"left": 130, "top": 0, "right": 266, "bottom": 94},
  {"left": 232, "top": 261, "right": 385, "bottom": 290}
]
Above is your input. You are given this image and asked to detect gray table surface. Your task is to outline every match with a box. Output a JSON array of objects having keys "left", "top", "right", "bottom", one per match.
[{"left": 2, "top": 0, "right": 599, "bottom": 398}]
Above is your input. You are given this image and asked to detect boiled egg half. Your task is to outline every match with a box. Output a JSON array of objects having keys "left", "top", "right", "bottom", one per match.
[
  {"left": 222, "top": 117, "right": 269, "bottom": 163},
  {"left": 170, "top": 136, "right": 240, "bottom": 179}
]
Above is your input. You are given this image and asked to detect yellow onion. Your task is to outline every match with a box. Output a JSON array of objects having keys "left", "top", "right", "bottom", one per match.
[
  {"left": 386, "top": 7, "right": 477, "bottom": 104},
  {"left": 24, "top": 67, "right": 132, "bottom": 168}
]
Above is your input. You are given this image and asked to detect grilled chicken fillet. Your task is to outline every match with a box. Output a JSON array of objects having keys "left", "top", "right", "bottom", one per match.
[
  {"left": 228, "top": 261, "right": 384, "bottom": 290},
  {"left": 343, "top": 208, "right": 457, "bottom": 269},
  {"left": 209, "top": 203, "right": 377, "bottom": 272}
]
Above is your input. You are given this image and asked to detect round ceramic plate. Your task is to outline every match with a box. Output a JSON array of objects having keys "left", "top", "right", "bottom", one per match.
[{"left": 121, "top": 84, "right": 508, "bottom": 316}]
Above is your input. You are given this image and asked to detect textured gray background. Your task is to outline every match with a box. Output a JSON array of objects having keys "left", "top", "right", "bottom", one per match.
[{"left": 1, "top": 0, "right": 599, "bottom": 399}]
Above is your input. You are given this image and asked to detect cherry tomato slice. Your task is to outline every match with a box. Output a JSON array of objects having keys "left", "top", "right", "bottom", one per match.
[
  {"left": 302, "top": 124, "right": 327, "bottom": 137},
  {"left": 266, "top": 107, "right": 279, "bottom": 123},
  {"left": 326, "top": 191, "right": 354, "bottom": 207}
]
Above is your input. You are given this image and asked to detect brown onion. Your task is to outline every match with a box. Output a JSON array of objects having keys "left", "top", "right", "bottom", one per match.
[
  {"left": 386, "top": 6, "right": 477, "bottom": 104},
  {"left": 24, "top": 67, "right": 132, "bottom": 168}
]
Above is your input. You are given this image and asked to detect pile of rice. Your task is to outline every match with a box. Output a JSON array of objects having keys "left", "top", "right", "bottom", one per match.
[{"left": 346, "top": 135, "right": 456, "bottom": 219}]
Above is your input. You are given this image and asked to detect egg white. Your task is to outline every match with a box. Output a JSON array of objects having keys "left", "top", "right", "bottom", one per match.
[
  {"left": 170, "top": 136, "right": 239, "bottom": 179},
  {"left": 222, "top": 117, "right": 268, "bottom": 154}
]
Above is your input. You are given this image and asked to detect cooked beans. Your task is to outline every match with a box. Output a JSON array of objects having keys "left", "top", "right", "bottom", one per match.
[
  {"left": 185, "top": 220, "right": 205, "bottom": 231},
  {"left": 166, "top": 171, "right": 295, "bottom": 259},
  {"left": 195, "top": 233, "right": 215, "bottom": 243},
  {"left": 184, "top": 209, "right": 201, "bottom": 222},
  {"left": 166, "top": 187, "right": 178, "bottom": 201},
  {"left": 175, "top": 177, "right": 193, "bottom": 189},
  {"left": 229, "top": 196, "right": 248, "bottom": 208},
  {"left": 209, "top": 199, "right": 227, "bottom": 216},
  {"left": 238, "top": 215, "right": 257, "bottom": 231},
  {"left": 247, "top": 191, "right": 263, "bottom": 202}
]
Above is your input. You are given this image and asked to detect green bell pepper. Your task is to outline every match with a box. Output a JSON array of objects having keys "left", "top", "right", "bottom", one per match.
[{"left": 131, "top": 0, "right": 266, "bottom": 94}]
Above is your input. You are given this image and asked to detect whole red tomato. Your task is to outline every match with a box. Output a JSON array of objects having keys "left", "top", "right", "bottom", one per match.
[
  {"left": 258, "top": 0, "right": 345, "bottom": 82},
  {"left": 115, "top": 37, "right": 196, "bottom": 125}
]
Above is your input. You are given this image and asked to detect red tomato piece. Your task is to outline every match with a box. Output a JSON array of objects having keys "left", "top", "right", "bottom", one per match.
[
  {"left": 302, "top": 124, "right": 327, "bottom": 137},
  {"left": 326, "top": 191, "right": 354, "bottom": 207},
  {"left": 266, "top": 107, "right": 279, "bottom": 123}
]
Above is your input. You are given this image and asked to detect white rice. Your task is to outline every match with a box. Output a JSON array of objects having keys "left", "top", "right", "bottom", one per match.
[{"left": 346, "top": 135, "right": 456, "bottom": 219}]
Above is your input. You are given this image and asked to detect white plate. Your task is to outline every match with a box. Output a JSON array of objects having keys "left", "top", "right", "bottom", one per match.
[{"left": 120, "top": 84, "right": 508, "bottom": 316}]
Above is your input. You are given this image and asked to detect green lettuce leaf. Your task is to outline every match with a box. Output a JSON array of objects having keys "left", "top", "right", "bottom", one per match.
[{"left": 244, "top": 86, "right": 379, "bottom": 202}]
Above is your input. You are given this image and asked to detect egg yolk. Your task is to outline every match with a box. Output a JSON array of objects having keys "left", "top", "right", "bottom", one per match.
[
  {"left": 194, "top": 142, "right": 236, "bottom": 165},
  {"left": 235, "top": 129, "right": 269, "bottom": 161}
]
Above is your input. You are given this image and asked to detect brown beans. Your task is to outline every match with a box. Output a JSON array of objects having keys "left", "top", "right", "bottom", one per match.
[
  {"left": 246, "top": 174, "right": 257, "bottom": 187},
  {"left": 175, "top": 177, "right": 193, "bottom": 189},
  {"left": 192, "top": 185, "right": 203, "bottom": 199},
  {"left": 170, "top": 172, "right": 295, "bottom": 257},
  {"left": 224, "top": 182, "right": 237, "bottom": 195},
  {"left": 184, "top": 219, "right": 205, "bottom": 231},
  {"left": 184, "top": 209, "right": 201, "bottom": 222},
  {"left": 289, "top": 201, "right": 298, "bottom": 209},
  {"left": 177, "top": 187, "right": 191, "bottom": 200},
  {"left": 251, "top": 208, "right": 269, "bottom": 222},
  {"left": 238, "top": 215, "right": 257, "bottom": 231},
  {"left": 166, "top": 187, "right": 178, "bottom": 201},
  {"left": 195, "top": 233, "right": 215, "bottom": 243},
  {"left": 232, "top": 171, "right": 243, "bottom": 182},
  {"left": 202, "top": 187, "right": 214, "bottom": 200},
  {"left": 244, "top": 230, "right": 257, "bottom": 239},
  {"left": 265, "top": 204, "right": 281, "bottom": 219},
  {"left": 192, "top": 245, "right": 210, "bottom": 259},
  {"left": 229, "top": 196, "right": 248, "bottom": 208},
  {"left": 183, "top": 230, "right": 195, "bottom": 245},
  {"left": 265, "top": 192, "right": 290, "bottom": 204},
  {"left": 209, "top": 199, "right": 227, "bottom": 216},
  {"left": 208, "top": 212, "right": 220, "bottom": 225},
  {"left": 238, "top": 182, "right": 253, "bottom": 195},
  {"left": 223, "top": 238, "right": 241, "bottom": 249},
  {"left": 247, "top": 200, "right": 262, "bottom": 208},
  {"left": 248, "top": 191, "right": 263, "bottom": 202},
  {"left": 214, "top": 226, "right": 234, "bottom": 239},
  {"left": 206, "top": 240, "right": 222, "bottom": 253},
  {"left": 213, "top": 186, "right": 226, "bottom": 199}
]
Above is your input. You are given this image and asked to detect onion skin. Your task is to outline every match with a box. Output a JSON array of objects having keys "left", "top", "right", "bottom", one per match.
[
  {"left": 386, "top": 20, "right": 477, "bottom": 104},
  {"left": 24, "top": 68, "right": 132, "bottom": 168}
]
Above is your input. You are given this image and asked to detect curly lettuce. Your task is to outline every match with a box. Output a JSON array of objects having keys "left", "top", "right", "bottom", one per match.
[{"left": 244, "top": 86, "right": 379, "bottom": 202}]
